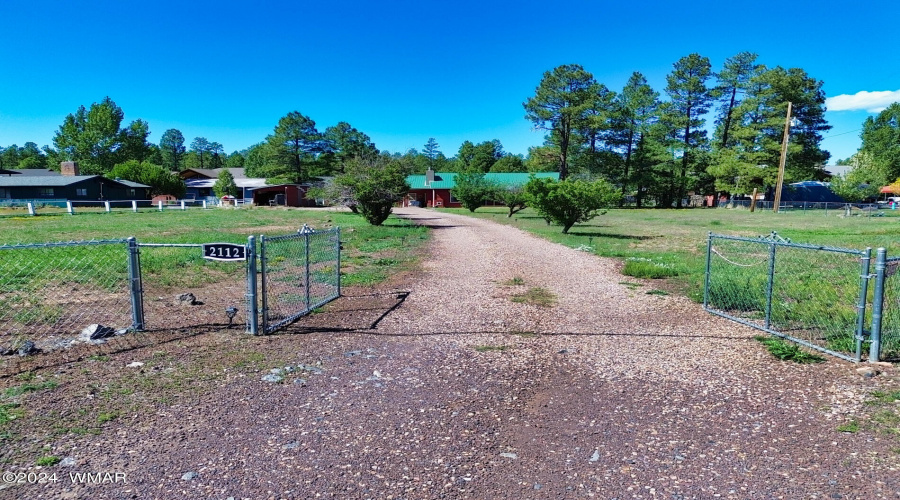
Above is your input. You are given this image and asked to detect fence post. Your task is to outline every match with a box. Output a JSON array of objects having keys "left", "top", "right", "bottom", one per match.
[
  {"left": 855, "top": 248, "right": 872, "bottom": 362},
  {"left": 703, "top": 232, "right": 713, "bottom": 309},
  {"left": 27, "top": 202, "right": 35, "bottom": 216},
  {"left": 259, "top": 235, "right": 268, "bottom": 333},
  {"left": 869, "top": 248, "right": 887, "bottom": 362},
  {"left": 67, "top": 201, "right": 74, "bottom": 215},
  {"left": 181, "top": 200, "right": 186, "bottom": 210},
  {"left": 132, "top": 200, "right": 137, "bottom": 212},
  {"left": 764, "top": 241, "right": 777, "bottom": 329},
  {"left": 202, "top": 200, "right": 207, "bottom": 209},
  {"left": 305, "top": 231, "right": 311, "bottom": 311},
  {"left": 104, "top": 201, "right": 111, "bottom": 213},
  {"left": 246, "top": 235, "right": 259, "bottom": 335},
  {"left": 126, "top": 237, "right": 144, "bottom": 331},
  {"left": 336, "top": 227, "right": 342, "bottom": 297}
]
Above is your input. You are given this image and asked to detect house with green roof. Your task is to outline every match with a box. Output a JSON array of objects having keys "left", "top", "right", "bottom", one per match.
[{"left": 403, "top": 171, "right": 559, "bottom": 208}]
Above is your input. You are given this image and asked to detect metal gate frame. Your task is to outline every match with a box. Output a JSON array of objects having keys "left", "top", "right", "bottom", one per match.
[
  {"left": 704, "top": 232, "right": 871, "bottom": 362},
  {"left": 258, "top": 226, "right": 341, "bottom": 335}
]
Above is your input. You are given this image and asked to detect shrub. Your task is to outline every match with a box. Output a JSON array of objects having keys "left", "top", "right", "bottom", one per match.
[
  {"left": 524, "top": 176, "right": 621, "bottom": 233},
  {"left": 452, "top": 172, "right": 497, "bottom": 212}
]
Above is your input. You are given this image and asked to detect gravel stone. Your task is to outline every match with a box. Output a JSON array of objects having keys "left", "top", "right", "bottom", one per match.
[{"left": 3, "top": 207, "right": 898, "bottom": 500}]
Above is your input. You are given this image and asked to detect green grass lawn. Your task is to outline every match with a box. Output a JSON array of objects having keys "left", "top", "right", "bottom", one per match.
[
  {"left": 0, "top": 206, "right": 429, "bottom": 291},
  {"left": 441, "top": 205, "right": 900, "bottom": 302}
]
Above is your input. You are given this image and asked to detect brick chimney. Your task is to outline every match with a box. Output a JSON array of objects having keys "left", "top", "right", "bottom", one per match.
[{"left": 60, "top": 161, "right": 80, "bottom": 176}]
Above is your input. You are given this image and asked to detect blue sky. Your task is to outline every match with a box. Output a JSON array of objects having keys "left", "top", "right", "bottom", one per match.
[{"left": 1, "top": 0, "right": 898, "bottom": 164}]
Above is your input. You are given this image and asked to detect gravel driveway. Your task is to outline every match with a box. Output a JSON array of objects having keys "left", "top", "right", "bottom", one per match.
[{"left": 4, "top": 207, "right": 899, "bottom": 499}]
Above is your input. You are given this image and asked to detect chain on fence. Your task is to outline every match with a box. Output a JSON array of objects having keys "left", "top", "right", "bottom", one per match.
[
  {"left": 0, "top": 239, "right": 136, "bottom": 360},
  {"left": 705, "top": 233, "right": 868, "bottom": 362},
  {"left": 261, "top": 227, "right": 341, "bottom": 334}
]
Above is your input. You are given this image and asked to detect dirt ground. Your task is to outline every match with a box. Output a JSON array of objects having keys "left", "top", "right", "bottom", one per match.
[{"left": 0, "top": 208, "right": 898, "bottom": 500}]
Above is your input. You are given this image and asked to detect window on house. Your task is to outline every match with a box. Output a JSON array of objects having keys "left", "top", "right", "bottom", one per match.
[
  {"left": 449, "top": 192, "right": 460, "bottom": 204},
  {"left": 0, "top": 188, "right": 9, "bottom": 199},
  {"left": 129, "top": 189, "right": 136, "bottom": 197},
  {"left": 76, "top": 188, "right": 88, "bottom": 197},
  {"left": 39, "top": 188, "right": 54, "bottom": 198}
]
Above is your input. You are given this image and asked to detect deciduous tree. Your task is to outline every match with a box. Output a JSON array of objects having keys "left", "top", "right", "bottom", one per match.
[
  {"left": 861, "top": 102, "right": 900, "bottom": 180},
  {"left": 213, "top": 168, "right": 238, "bottom": 198},
  {"left": 108, "top": 160, "right": 186, "bottom": 198},
  {"left": 452, "top": 172, "right": 497, "bottom": 211},
  {"left": 524, "top": 176, "right": 621, "bottom": 233},
  {"left": 334, "top": 156, "right": 410, "bottom": 225},
  {"left": 51, "top": 96, "right": 126, "bottom": 174}
]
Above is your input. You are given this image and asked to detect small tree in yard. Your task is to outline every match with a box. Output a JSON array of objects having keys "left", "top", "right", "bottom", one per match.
[
  {"left": 524, "top": 176, "right": 621, "bottom": 233},
  {"left": 453, "top": 172, "right": 497, "bottom": 212},
  {"left": 213, "top": 169, "right": 238, "bottom": 198},
  {"left": 497, "top": 185, "right": 528, "bottom": 217},
  {"left": 335, "top": 157, "right": 410, "bottom": 225}
]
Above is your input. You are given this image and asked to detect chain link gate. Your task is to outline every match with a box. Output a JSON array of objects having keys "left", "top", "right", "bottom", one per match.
[
  {"left": 704, "top": 232, "right": 871, "bottom": 362},
  {"left": 258, "top": 226, "right": 341, "bottom": 334},
  {"left": 1, "top": 226, "right": 341, "bottom": 372}
]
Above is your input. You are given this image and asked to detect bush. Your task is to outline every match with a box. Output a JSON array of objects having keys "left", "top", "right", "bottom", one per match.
[
  {"left": 524, "top": 176, "right": 621, "bottom": 233},
  {"left": 452, "top": 172, "right": 497, "bottom": 212},
  {"left": 496, "top": 186, "right": 528, "bottom": 217},
  {"left": 336, "top": 157, "right": 410, "bottom": 225}
]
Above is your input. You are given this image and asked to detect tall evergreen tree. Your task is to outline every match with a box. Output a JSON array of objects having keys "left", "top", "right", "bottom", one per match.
[
  {"left": 713, "top": 52, "right": 761, "bottom": 150},
  {"left": 524, "top": 64, "right": 600, "bottom": 179},
  {"left": 159, "top": 129, "right": 186, "bottom": 171},
  {"left": 423, "top": 138, "right": 441, "bottom": 170},
  {"left": 609, "top": 72, "right": 660, "bottom": 201},
  {"left": 266, "top": 111, "right": 325, "bottom": 183},
  {"left": 664, "top": 54, "right": 714, "bottom": 207},
  {"left": 190, "top": 137, "right": 211, "bottom": 169}
]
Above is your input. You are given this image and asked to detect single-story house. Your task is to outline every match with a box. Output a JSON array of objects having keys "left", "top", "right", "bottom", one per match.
[
  {"left": 403, "top": 171, "right": 560, "bottom": 208},
  {"left": 178, "top": 168, "right": 268, "bottom": 202},
  {"left": 250, "top": 184, "right": 322, "bottom": 207},
  {"left": 0, "top": 174, "right": 150, "bottom": 203}
]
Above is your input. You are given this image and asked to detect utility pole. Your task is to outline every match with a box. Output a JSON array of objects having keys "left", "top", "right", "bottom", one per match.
[{"left": 773, "top": 101, "right": 793, "bottom": 213}]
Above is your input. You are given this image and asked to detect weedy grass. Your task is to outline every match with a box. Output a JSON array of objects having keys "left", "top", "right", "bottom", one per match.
[
  {"left": 503, "top": 277, "right": 526, "bottom": 286},
  {"left": 837, "top": 420, "right": 860, "bottom": 433},
  {"left": 754, "top": 336, "right": 825, "bottom": 363},
  {"left": 622, "top": 257, "right": 679, "bottom": 279},
  {"left": 510, "top": 287, "right": 557, "bottom": 307},
  {"left": 35, "top": 456, "right": 61, "bottom": 466}
]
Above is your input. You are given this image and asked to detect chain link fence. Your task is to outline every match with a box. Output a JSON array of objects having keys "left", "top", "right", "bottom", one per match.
[
  {"left": 0, "top": 227, "right": 341, "bottom": 373},
  {"left": 0, "top": 239, "right": 138, "bottom": 357},
  {"left": 260, "top": 227, "right": 341, "bottom": 334},
  {"left": 877, "top": 257, "right": 900, "bottom": 360},
  {"left": 705, "top": 232, "right": 887, "bottom": 362}
]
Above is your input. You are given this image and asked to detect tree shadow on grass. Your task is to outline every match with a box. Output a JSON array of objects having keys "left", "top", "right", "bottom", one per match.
[{"left": 566, "top": 231, "right": 657, "bottom": 241}]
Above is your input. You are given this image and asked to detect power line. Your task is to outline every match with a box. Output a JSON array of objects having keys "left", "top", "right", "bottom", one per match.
[{"left": 823, "top": 128, "right": 862, "bottom": 138}]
